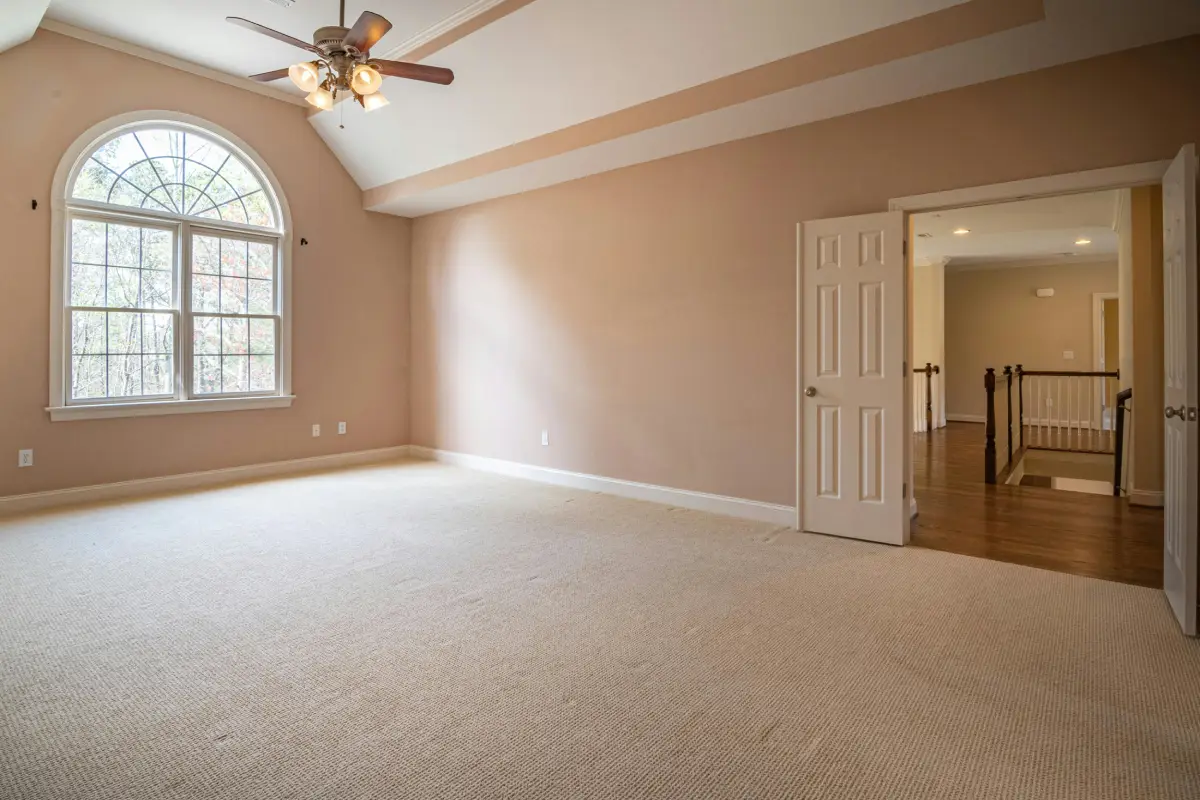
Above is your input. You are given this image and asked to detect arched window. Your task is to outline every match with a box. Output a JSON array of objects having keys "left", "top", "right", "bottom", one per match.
[{"left": 49, "top": 113, "right": 293, "bottom": 420}]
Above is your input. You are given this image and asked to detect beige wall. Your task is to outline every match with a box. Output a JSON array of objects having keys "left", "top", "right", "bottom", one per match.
[
  {"left": 0, "top": 31, "right": 411, "bottom": 498},
  {"left": 944, "top": 262, "right": 1118, "bottom": 420},
  {"left": 1130, "top": 185, "right": 1165, "bottom": 502},
  {"left": 412, "top": 37, "right": 1200, "bottom": 507},
  {"left": 913, "top": 261, "right": 946, "bottom": 428},
  {"left": 1103, "top": 298, "right": 1119, "bottom": 371}
]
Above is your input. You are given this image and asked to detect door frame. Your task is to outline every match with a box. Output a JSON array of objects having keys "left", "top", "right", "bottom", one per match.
[
  {"left": 795, "top": 159, "right": 1174, "bottom": 533},
  {"left": 1093, "top": 291, "right": 1120, "bottom": 429}
]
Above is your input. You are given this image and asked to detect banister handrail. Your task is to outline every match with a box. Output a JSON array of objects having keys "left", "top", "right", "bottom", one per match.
[
  {"left": 1018, "top": 369, "right": 1119, "bottom": 378},
  {"left": 913, "top": 363, "right": 940, "bottom": 433}
]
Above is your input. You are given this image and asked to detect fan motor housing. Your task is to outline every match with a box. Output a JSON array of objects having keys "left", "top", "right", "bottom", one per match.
[{"left": 314, "top": 26, "right": 350, "bottom": 52}]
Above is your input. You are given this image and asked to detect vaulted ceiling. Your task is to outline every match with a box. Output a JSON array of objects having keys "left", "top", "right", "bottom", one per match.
[{"left": 29, "top": 0, "right": 1200, "bottom": 217}]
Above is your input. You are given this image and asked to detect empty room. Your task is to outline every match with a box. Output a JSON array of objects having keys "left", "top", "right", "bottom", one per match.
[{"left": 2, "top": 1, "right": 1199, "bottom": 798}]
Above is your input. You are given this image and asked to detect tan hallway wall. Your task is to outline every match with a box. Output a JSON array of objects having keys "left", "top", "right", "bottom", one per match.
[
  {"left": 0, "top": 31, "right": 412, "bottom": 499},
  {"left": 945, "top": 262, "right": 1117, "bottom": 421},
  {"left": 1103, "top": 299, "right": 1120, "bottom": 371},
  {"left": 411, "top": 37, "right": 1200, "bottom": 507}
]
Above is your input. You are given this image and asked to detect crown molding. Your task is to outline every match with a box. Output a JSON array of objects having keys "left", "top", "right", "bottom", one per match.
[
  {"left": 379, "top": 0, "right": 536, "bottom": 63},
  {"left": 944, "top": 256, "right": 1118, "bottom": 273},
  {"left": 38, "top": 19, "right": 310, "bottom": 108}
]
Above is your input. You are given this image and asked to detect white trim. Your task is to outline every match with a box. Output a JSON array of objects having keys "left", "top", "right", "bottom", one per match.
[
  {"left": 37, "top": 20, "right": 309, "bottom": 108},
  {"left": 795, "top": 222, "right": 804, "bottom": 532},
  {"left": 889, "top": 161, "right": 1171, "bottom": 213},
  {"left": 947, "top": 413, "right": 986, "bottom": 423},
  {"left": 379, "top": 0, "right": 511, "bottom": 61},
  {"left": 409, "top": 447, "right": 796, "bottom": 527},
  {"left": 1129, "top": 489, "right": 1165, "bottom": 508},
  {"left": 48, "top": 394, "right": 295, "bottom": 422},
  {"left": 0, "top": 446, "right": 410, "bottom": 518},
  {"left": 944, "top": 256, "right": 1117, "bottom": 273},
  {"left": 50, "top": 112, "right": 295, "bottom": 417}
]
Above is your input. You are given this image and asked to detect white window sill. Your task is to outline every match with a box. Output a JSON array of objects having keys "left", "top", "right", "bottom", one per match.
[{"left": 48, "top": 395, "right": 295, "bottom": 422}]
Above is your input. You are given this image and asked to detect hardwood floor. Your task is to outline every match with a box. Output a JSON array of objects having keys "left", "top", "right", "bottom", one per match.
[{"left": 911, "top": 423, "right": 1163, "bottom": 588}]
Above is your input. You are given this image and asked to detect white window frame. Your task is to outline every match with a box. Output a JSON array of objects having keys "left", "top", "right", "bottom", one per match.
[{"left": 48, "top": 111, "right": 294, "bottom": 421}]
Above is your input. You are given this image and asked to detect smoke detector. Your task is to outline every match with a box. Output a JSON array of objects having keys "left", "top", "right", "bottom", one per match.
[{"left": 265, "top": 0, "right": 297, "bottom": 7}]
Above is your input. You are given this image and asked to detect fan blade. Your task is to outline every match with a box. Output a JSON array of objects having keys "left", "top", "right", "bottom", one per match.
[
  {"left": 343, "top": 11, "right": 392, "bottom": 54},
  {"left": 227, "top": 17, "right": 323, "bottom": 56},
  {"left": 373, "top": 60, "right": 454, "bottom": 86},
  {"left": 248, "top": 68, "right": 291, "bottom": 83}
]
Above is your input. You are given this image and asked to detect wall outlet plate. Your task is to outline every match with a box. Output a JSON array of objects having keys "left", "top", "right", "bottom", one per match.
[
  {"left": 541, "top": 430, "right": 549, "bottom": 446},
  {"left": 338, "top": 422, "right": 346, "bottom": 435},
  {"left": 312, "top": 424, "right": 321, "bottom": 437},
  {"left": 1063, "top": 350, "right": 1075, "bottom": 360},
  {"left": 18, "top": 449, "right": 33, "bottom": 468}
]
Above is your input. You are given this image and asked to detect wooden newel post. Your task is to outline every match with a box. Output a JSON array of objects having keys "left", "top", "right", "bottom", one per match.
[
  {"left": 984, "top": 368, "right": 997, "bottom": 484},
  {"left": 1003, "top": 365, "right": 1013, "bottom": 465},
  {"left": 924, "top": 362, "right": 934, "bottom": 432},
  {"left": 1016, "top": 364, "right": 1024, "bottom": 449}
]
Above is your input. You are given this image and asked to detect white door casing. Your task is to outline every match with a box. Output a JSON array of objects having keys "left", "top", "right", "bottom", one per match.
[
  {"left": 801, "top": 211, "right": 908, "bottom": 545},
  {"left": 1162, "top": 143, "right": 1199, "bottom": 636}
]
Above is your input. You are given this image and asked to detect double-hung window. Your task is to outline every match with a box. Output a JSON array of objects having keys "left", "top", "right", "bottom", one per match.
[{"left": 51, "top": 118, "right": 291, "bottom": 420}]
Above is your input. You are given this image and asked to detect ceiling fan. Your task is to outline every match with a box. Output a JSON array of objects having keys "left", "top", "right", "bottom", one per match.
[{"left": 228, "top": 0, "right": 454, "bottom": 113}]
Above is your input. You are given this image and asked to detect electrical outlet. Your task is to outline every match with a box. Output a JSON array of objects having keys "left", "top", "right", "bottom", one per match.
[
  {"left": 312, "top": 424, "right": 321, "bottom": 437},
  {"left": 541, "top": 430, "right": 549, "bottom": 446},
  {"left": 18, "top": 449, "right": 33, "bottom": 468},
  {"left": 338, "top": 421, "right": 346, "bottom": 435},
  {"left": 1063, "top": 350, "right": 1075, "bottom": 360}
]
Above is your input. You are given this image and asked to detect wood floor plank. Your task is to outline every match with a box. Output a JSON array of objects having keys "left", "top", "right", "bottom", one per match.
[{"left": 911, "top": 423, "right": 1163, "bottom": 588}]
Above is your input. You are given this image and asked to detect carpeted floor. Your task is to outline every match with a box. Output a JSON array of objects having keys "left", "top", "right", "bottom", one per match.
[{"left": 1, "top": 461, "right": 1199, "bottom": 799}]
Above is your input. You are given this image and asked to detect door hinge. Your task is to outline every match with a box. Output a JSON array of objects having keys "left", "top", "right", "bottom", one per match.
[
  {"left": 903, "top": 360, "right": 908, "bottom": 374},
  {"left": 903, "top": 239, "right": 908, "bottom": 257},
  {"left": 903, "top": 482, "right": 908, "bottom": 498}
]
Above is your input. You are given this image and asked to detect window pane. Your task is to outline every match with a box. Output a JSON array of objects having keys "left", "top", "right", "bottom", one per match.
[
  {"left": 107, "top": 354, "right": 143, "bottom": 397},
  {"left": 142, "top": 270, "right": 172, "bottom": 309},
  {"left": 142, "top": 229, "right": 173, "bottom": 270},
  {"left": 72, "top": 355, "right": 106, "bottom": 399},
  {"left": 250, "top": 355, "right": 276, "bottom": 392},
  {"left": 249, "top": 318, "right": 275, "bottom": 354},
  {"left": 220, "top": 277, "right": 248, "bottom": 314},
  {"left": 71, "top": 219, "right": 106, "bottom": 264},
  {"left": 222, "top": 356, "right": 249, "bottom": 393},
  {"left": 71, "top": 311, "right": 106, "bottom": 354},
  {"left": 71, "top": 263, "right": 105, "bottom": 307},
  {"left": 193, "top": 315, "right": 221, "bottom": 356},
  {"left": 193, "top": 235, "right": 220, "bottom": 275},
  {"left": 143, "top": 313, "right": 174, "bottom": 354},
  {"left": 192, "top": 275, "right": 220, "bottom": 313},
  {"left": 106, "top": 224, "right": 141, "bottom": 267},
  {"left": 143, "top": 355, "right": 173, "bottom": 395},
  {"left": 107, "top": 311, "right": 141, "bottom": 355},
  {"left": 107, "top": 267, "right": 140, "bottom": 308},
  {"left": 220, "top": 239, "right": 247, "bottom": 277},
  {"left": 248, "top": 279, "right": 273, "bottom": 315},
  {"left": 221, "top": 317, "right": 248, "bottom": 355},
  {"left": 72, "top": 128, "right": 274, "bottom": 228},
  {"left": 194, "top": 356, "right": 221, "bottom": 395},
  {"left": 247, "top": 242, "right": 273, "bottom": 279}
]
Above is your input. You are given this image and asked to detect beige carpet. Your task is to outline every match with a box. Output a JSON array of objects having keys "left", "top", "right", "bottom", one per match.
[{"left": 2, "top": 461, "right": 1199, "bottom": 799}]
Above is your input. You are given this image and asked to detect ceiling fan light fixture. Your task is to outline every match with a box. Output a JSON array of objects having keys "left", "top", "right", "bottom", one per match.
[
  {"left": 306, "top": 82, "right": 335, "bottom": 111},
  {"left": 288, "top": 60, "right": 322, "bottom": 93},
  {"left": 351, "top": 64, "right": 382, "bottom": 95},
  {"left": 360, "top": 92, "right": 390, "bottom": 113}
]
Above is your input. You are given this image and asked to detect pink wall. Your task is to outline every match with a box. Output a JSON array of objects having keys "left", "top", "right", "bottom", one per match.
[
  {"left": 0, "top": 31, "right": 411, "bottom": 498},
  {"left": 410, "top": 36, "right": 1200, "bottom": 507}
]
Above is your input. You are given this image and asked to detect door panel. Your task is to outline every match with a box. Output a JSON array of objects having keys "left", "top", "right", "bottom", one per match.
[
  {"left": 1162, "top": 144, "right": 1198, "bottom": 636},
  {"left": 802, "top": 211, "right": 907, "bottom": 545}
]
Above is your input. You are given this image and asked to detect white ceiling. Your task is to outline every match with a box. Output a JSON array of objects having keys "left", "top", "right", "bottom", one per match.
[
  {"left": 31, "top": 0, "right": 1200, "bottom": 217},
  {"left": 1, "top": 0, "right": 49, "bottom": 53},
  {"left": 45, "top": 0, "right": 468, "bottom": 89},
  {"left": 913, "top": 191, "right": 1120, "bottom": 268}
]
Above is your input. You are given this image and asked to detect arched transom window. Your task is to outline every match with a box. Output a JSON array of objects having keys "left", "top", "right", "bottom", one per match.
[{"left": 51, "top": 117, "right": 292, "bottom": 419}]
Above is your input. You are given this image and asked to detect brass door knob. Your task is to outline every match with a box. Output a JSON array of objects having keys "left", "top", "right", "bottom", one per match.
[{"left": 805, "top": 386, "right": 818, "bottom": 398}]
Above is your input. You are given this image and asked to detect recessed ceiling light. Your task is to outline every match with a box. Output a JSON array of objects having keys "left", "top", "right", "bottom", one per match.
[
  {"left": 953, "top": 228, "right": 970, "bottom": 236},
  {"left": 1075, "top": 238, "right": 1092, "bottom": 245}
]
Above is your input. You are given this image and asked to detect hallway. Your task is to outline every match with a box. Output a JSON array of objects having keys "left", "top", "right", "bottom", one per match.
[{"left": 911, "top": 423, "right": 1164, "bottom": 588}]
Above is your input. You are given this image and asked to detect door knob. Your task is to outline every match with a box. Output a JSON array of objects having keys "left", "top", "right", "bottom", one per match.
[
  {"left": 805, "top": 386, "right": 818, "bottom": 398},
  {"left": 1165, "top": 405, "right": 1186, "bottom": 419}
]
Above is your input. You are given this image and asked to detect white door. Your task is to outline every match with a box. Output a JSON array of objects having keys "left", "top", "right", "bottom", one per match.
[
  {"left": 1162, "top": 144, "right": 1199, "bottom": 636},
  {"left": 801, "top": 211, "right": 908, "bottom": 545}
]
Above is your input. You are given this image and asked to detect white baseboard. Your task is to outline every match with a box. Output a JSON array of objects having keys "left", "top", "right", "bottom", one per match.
[
  {"left": 1128, "top": 489, "right": 1165, "bottom": 508},
  {"left": 946, "top": 414, "right": 986, "bottom": 424},
  {"left": 409, "top": 446, "right": 796, "bottom": 526},
  {"left": 0, "top": 446, "right": 411, "bottom": 518}
]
